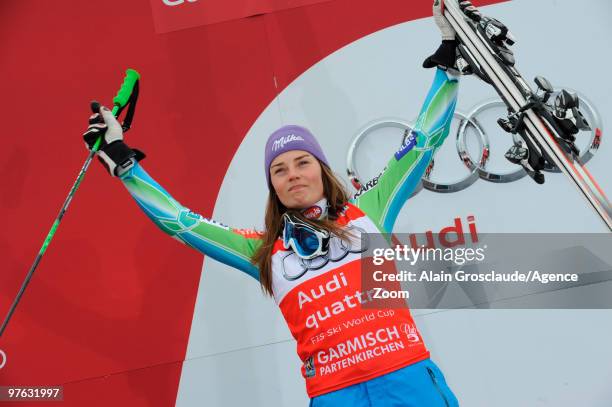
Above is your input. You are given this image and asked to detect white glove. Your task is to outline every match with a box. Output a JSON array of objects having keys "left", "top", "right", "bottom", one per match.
[
  {"left": 433, "top": 0, "right": 456, "bottom": 41},
  {"left": 83, "top": 104, "right": 145, "bottom": 177}
]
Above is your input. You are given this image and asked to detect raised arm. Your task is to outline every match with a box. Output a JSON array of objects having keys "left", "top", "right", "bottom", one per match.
[
  {"left": 350, "top": 68, "right": 459, "bottom": 232},
  {"left": 120, "top": 163, "right": 261, "bottom": 280},
  {"left": 83, "top": 105, "right": 261, "bottom": 281}
]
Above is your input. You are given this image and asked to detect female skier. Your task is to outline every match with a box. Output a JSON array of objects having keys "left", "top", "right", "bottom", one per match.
[{"left": 83, "top": 1, "right": 476, "bottom": 405}]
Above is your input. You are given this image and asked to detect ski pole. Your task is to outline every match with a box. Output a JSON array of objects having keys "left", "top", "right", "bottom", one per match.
[{"left": 0, "top": 69, "right": 141, "bottom": 338}]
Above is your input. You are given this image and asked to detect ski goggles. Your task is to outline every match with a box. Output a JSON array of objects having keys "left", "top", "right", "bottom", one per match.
[{"left": 282, "top": 212, "right": 330, "bottom": 259}]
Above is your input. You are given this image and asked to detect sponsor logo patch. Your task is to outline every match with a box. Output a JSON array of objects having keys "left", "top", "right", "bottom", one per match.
[
  {"left": 394, "top": 130, "right": 417, "bottom": 161},
  {"left": 353, "top": 168, "right": 386, "bottom": 199},
  {"left": 272, "top": 134, "right": 304, "bottom": 151},
  {"left": 302, "top": 205, "right": 322, "bottom": 219}
]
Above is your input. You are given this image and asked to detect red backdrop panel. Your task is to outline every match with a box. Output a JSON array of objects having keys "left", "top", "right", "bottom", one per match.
[{"left": 149, "top": 0, "right": 335, "bottom": 33}]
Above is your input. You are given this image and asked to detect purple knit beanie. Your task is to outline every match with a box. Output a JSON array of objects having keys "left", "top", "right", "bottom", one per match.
[{"left": 264, "top": 125, "right": 330, "bottom": 188}]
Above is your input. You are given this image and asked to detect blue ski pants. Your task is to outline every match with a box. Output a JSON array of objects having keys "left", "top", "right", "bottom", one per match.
[{"left": 310, "top": 359, "right": 459, "bottom": 407}]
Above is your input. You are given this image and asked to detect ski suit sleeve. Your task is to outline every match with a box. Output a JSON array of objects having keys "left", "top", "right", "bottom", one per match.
[
  {"left": 350, "top": 68, "right": 459, "bottom": 233},
  {"left": 119, "top": 162, "right": 261, "bottom": 281}
]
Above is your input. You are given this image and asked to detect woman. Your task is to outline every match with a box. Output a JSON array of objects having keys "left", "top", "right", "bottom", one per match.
[{"left": 84, "top": 1, "right": 473, "bottom": 405}]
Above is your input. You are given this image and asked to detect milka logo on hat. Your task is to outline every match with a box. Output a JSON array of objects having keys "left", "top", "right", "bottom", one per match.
[{"left": 272, "top": 134, "right": 304, "bottom": 151}]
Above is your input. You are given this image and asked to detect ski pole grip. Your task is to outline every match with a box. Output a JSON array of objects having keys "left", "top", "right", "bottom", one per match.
[{"left": 112, "top": 69, "right": 140, "bottom": 109}]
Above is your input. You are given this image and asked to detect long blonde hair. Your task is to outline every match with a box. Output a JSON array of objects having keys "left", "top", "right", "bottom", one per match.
[{"left": 252, "top": 162, "right": 352, "bottom": 296}]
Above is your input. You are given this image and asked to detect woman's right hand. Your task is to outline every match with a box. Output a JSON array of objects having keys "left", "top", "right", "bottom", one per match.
[{"left": 82, "top": 103, "right": 145, "bottom": 177}]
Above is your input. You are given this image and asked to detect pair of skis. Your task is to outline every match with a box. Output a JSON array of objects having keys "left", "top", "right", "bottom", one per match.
[{"left": 443, "top": 0, "right": 612, "bottom": 231}]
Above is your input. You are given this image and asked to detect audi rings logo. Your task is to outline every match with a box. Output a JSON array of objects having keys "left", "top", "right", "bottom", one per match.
[
  {"left": 281, "top": 225, "right": 369, "bottom": 281},
  {"left": 0, "top": 349, "right": 6, "bottom": 369},
  {"left": 347, "top": 92, "right": 602, "bottom": 194}
]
